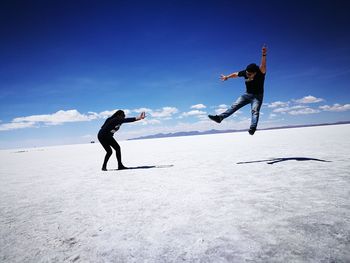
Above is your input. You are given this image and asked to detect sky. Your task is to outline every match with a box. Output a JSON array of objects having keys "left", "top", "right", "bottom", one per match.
[{"left": 0, "top": 0, "right": 350, "bottom": 149}]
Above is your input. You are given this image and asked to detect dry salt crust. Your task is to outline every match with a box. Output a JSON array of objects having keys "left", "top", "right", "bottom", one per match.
[{"left": 0, "top": 125, "right": 349, "bottom": 262}]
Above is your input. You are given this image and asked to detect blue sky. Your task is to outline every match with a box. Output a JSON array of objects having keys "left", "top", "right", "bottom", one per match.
[{"left": 1, "top": 0, "right": 350, "bottom": 149}]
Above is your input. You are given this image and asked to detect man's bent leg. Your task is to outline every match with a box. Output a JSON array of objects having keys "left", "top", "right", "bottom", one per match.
[{"left": 219, "top": 94, "right": 252, "bottom": 120}]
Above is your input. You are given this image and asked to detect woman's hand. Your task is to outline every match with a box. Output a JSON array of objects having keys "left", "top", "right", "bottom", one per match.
[{"left": 136, "top": 112, "right": 146, "bottom": 121}]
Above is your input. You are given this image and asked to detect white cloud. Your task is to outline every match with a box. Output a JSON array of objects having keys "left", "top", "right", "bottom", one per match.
[
  {"left": 268, "top": 96, "right": 325, "bottom": 117},
  {"left": 267, "top": 101, "right": 289, "bottom": 108},
  {"left": 271, "top": 100, "right": 350, "bottom": 116},
  {"left": 213, "top": 104, "right": 228, "bottom": 115},
  {"left": 273, "top": 105, "right": 307, "bottom": 113},
  {"left": 320, "top": 103, "right": 350, "bottom": 112},
  {"left": 98, "top": 110, "right": 116, "bottom": 119},
  {"left": 272, "top": 105, "right": 321, "bottom": 115},
  {"left": 182, "top": 110, "right": 207, "bottom": 117},
  {"left": 132, "top": 108, "right": 152, "bottom": 114},
  {"left": 217, "top": 104, "right": 229, "bottom": 109},
  {"left": 13, "top": 110, "right": 98, "bottom": 125},
  {"left": 132, "top": 107, "right": 178, "bottom": 119},
  {"left": 98, "top": 107, "right": 177, "bottom": 125},
  {"left": 0, "top": 121, "right": 37, "bottom": 131},
  {"left": 267, "top": 96, "right": 322, "bottom": 114},
  {"left": 140, "top": 119, "right": 161, "bottom": 125},
  {"left": 215, "top": 108, "right": 227, "bottom": 115},
  {"left": 272, "top": 107, "right": 288, "bottom": 113},
  {"left": 0, "top": 106, "right": 180, "bottom": 132},
  {"left": 197, "top": 115, "right": 209, "bottom": 121},
  {"left": 295, "top": 95, "right": 324, "bottom": 104},
  {"left": 288, "top": 108, "right": 320, "bottom": 115},
  {"left": 190, "top": 104, "right": 207, "bottom": 109},
  {"left": 123, "top": 109, "right": 132, "bottom": 116},
  {"left": 150, "top": 107, "right": 179, "bottom": 118},
  {"left": 101, "top": 107, "right": 164, "bottom": 126},
  {"left": 0, "top": 109, "right": 99, "bottom": 131},
  {"left": 98, "top": 109, "right": 132, "bottom": 119},
  {"left": 214, "top": 104, "right": 227, "bottom": 114}
]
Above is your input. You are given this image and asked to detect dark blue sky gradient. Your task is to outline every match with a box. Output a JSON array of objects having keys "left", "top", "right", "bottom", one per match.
[{"left": 0, "top": 0, "right": 350, "bottom": 147}]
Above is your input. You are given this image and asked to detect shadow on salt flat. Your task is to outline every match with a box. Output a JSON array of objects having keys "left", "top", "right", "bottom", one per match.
[
  {"left": 107, "top": 164, "right": 174, "bottom": 171},
  {"left": 237, "top": 157, "right": 331, "bottom": 165}
]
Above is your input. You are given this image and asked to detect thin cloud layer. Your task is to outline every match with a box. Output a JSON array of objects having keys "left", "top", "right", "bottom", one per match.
[
  {"left": 320, "top": 104, "right": 350, "bottom": 112},
  {"left": 0, "top": 110, "right": 98, "bottom": 131},
  {"left": 268, "top": 95, "right": 326, "bottom": 116},
  {"left": 190, "top": 104, "right": 207, "bottom": 109},
  {"left": 148, "top": 107, "right": 179, "bottom": 118},
  {"left": 1, "top": 97, "right": 349, "bottom": 132},
  {"left": 182, "top": 110, "right": 207, "bottom": 117},
  {"left": 294, "top": 95, "right": 324, "bottom": 104},
  {"left": 267, "top": 101, "right": 289, "bottom": 108},
  {"left": 0, "top": 107, "right": 180, "bottom": 131},
  {"left": 13, "top": 110, "right": 98, "bottom": 125}
]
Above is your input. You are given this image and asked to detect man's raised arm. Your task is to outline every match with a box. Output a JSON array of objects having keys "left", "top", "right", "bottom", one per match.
[{"left": 260, "top": 45, "right": 267, "bottom": 74}]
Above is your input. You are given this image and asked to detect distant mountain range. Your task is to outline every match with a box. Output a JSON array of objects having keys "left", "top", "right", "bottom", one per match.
[{"left": 128, "top": 121, "right": 350, "bottom": 141}]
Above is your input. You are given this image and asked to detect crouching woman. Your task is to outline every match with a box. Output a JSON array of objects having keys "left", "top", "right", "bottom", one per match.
[{"left": 98, "top": 110, "right": 146, "bottom": 171}]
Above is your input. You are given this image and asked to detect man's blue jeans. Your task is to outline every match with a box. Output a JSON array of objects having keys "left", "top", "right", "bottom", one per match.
[{"left": 219, "top": 93, "right": 263, "bottom": 129}]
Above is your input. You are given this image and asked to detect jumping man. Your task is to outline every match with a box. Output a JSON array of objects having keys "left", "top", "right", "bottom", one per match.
[{"left": 208, "top": 45, "right": 267, "bottom": 135}]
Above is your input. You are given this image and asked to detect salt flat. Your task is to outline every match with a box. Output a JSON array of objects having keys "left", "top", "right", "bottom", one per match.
[{"left": 0, "top": 125, "right": 349, "bottom": 262}]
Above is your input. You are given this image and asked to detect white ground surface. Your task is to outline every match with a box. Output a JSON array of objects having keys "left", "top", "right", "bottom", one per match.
[{"left": 0, "top": 125, "right": 349, "bottom": 262}]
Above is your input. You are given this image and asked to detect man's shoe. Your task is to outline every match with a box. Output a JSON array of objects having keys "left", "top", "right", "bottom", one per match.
[
  {"left": 208, "top": 115, "right": 222, "bottom": 123},
  {"left": 248, "top": 127, "right": 256, "bottom": 135}
]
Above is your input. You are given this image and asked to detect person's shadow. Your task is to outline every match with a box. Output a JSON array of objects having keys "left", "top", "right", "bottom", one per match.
[
  {"left": 237, "top": 157, "right": 331, "bottom": 165},
  {"left": 108, "top": 164, "right": 174, "bottom": 171}
]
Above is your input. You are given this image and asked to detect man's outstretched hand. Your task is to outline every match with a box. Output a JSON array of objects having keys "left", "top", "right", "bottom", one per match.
[{"left": 220, "top": 74, "right": 229, "bottom": 81}]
